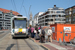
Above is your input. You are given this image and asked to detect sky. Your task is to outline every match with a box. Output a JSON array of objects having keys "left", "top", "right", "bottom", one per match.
[{"left": 0, "top": 0, "right": 75, "bottom": 19}]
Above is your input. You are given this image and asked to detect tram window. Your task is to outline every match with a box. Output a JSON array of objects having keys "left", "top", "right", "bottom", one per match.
[{"left": 12, "top": 20, "right": 15, "bottom": 28}]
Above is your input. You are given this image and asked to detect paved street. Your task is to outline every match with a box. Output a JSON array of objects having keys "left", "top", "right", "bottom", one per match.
[
  {"left": 0, "top": 30, "right": 75, "bottom": 50},
  {"left": 0, "top": 30, "right": 10, "bottom": 39},
  {"left": 31, "top": 38, "right": 75, "bottom": 50},
  {"left": 0, "top": 31, "right": 44, "bottom": 50}
]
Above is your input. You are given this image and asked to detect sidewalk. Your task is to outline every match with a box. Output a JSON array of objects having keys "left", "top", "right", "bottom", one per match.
[
  {"left": 31, "top": 38, "right": 75, "bottom": 50},
  {"left": 0, "top": 30, "right": 9, "bottom": 34}
]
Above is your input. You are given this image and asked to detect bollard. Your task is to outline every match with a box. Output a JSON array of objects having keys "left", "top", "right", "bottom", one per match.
[
  {"left": 59, "top": 38, "right": 62, "bottom": 43},
  {"left": 73, "top": 37, "right": 75, "bottom": 44},
  {"left": 59, "top": 38, "right": 65, "bottom": 45}
]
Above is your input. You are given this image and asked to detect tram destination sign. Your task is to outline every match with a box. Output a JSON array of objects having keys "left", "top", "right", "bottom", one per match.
[
  {"left": 17, "top": 18, "right": 24, "bottom": 20},
  {"left": 14, "top": 18, "right": 26, "bottom": 20}
]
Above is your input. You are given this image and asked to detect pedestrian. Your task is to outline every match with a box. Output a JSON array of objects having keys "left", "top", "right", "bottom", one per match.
[
  {"left": 38, "top": 25, "right": 41, "bottom": 30},
  {"left": 33, "top": 27, "right": 37, "bottom": 37},
  {"left": 40, "top": 27, "right": 45, "bottom": 43},
  {"left": 47, "top": 27, "right": 52, "bottom": 42},
  {"left": 31, "top": 26, "right": 34, "bottom": 38},
  {"left": 28, "top": 25, "right": 31, "bottom": 38},
  {"left": 44, "top": 27, "right": 48, "bottom": 42},
  {"left": 35, "top": 25, "right": 38, "bottom": 31},
  {"left": 38, "top": 26, "right": 41, "bottom": 37}
]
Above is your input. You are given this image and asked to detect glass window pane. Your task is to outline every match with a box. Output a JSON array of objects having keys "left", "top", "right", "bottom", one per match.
[{"left": 14, "top": 20, "right": 26, "bottom": 28}]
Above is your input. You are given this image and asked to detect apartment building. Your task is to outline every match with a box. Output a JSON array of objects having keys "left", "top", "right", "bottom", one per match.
[
  {"left": 38, "top": 5, "right": 66, "bottom": 26},
  {"left": 0, "top": 8, "right": 19, "bottom": 30},
  {"left": 65, "top": 5, "right": 75, "bottom": 24},
  {"left": 34, "top": 12, "right": 44, "bottom": 26}
]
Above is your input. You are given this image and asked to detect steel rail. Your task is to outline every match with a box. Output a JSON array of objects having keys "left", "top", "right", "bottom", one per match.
[
  {"left": 24, "top": 39, "right": 34, "bottom": 50},
  {"left": 16, "top": 39, "right": 20, "bottom": 50}
]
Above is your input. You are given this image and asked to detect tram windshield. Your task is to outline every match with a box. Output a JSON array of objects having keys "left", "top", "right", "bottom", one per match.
[{"left": 14, "top": 20, "right": 26, "bottom": 29}]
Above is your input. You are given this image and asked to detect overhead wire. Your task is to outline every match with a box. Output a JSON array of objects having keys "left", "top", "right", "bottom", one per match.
[
  {"left": 13, "top": 0, "right": 17, "bottom": 12},
  {"left": 19, "top": 0, "right": 24, "bottom": 13},
  {"left": 23, "top": 6, "right": 27, "bottom": 17},
  {"left": 28, "top": 5, "right": 31, "bottom": 20},
  {"left": 11, "top": 0, "right": 15, "bottom": 11}
]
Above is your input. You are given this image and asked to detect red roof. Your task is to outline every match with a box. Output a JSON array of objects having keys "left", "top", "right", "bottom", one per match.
[{"left": 0, "top": 8, "right": 20, "bottom": 15}]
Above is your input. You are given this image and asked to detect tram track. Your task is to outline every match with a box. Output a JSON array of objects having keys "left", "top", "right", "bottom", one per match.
[
  {"left": 24, "top": 39, "right": 34, "bottom": 50},
  {"left": 16, "top": 39, "right": 20, "bottom": 50},
  {"left": 0, "top": 33, "right": 44, "bottom": 50}
]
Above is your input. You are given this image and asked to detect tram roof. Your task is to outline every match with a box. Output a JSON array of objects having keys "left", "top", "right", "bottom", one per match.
[{"left": 13, "top": 16, "right": 27, "bottom": 18}]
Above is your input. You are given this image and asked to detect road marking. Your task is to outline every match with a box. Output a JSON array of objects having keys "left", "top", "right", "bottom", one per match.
[{"left": 41, "top": 44, "right": 50, "bottom": 50}]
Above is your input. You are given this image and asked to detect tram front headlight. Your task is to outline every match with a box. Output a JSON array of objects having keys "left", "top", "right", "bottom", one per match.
[{"left": 22, "top": 29, "right": 26, "bottom": 33}]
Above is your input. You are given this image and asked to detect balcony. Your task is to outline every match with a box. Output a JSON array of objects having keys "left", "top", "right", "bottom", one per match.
[
  {"left": 55, "top": 17, "right": 65, "bottom": 19},
  {"left": 0, "top": 16, "right": 3, "bottom": 19},
  {"left": 47, "top": 13, "right": 65, "bottom": 15},
  {"left": 55, "top": 21, "right": 66, "bottom": 23},
  {"left": 38, "top": 19, "right": 45, "bottom": 22},
  {"left": 5, "top": 24, "right": 11, "bottom": 25},
  {"left": 45, "top": 17, "right": 65, "bottom": 19},
  {"left": 6, "top": 17, "right": 12, "bottom": 18},
  {"left": 45, "top": 17, "right": 54, "bottom": 19},
  {"left": 4, "top": 18, "right": 11, "bottom": 20},
  {"left": 0, "top": 21, "right": 3, "bottom": 22}
]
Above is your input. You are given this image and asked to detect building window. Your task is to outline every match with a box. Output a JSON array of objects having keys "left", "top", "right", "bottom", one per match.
[
  {"left": 62, "top": 15, "right": 65, "bottom": 17},
  {"left": 73, "top": 18, "right": 75, "bottom": 21},
  {"left": 59, "top": 15, "right": 61, "bottom": 17},
  {"left": 55, "top": 19, "right": 58, "bottom": 21},
  {"left": 66, "top": 12, "right": 69, "bottom": 15},
  {"left": 61, "top": 19, "right": 65, "bottom": 21},
  {"left": 55, "top": 19, "right": 61, "bottom": 21},
  {"left": 52, "top": 15, "right": 56, "bottom": 17},
  {"left": 69, "top": 11, "right": 72, "bottom": 15},
  {"left": 56, "top": 15, "right": 58, "bottom": 17},
  {"left": 61, "top": 11, "right": 65, "bottom": 13},
  {"left": 53, "top": 11, "right": 56, "bottom": 13},
  {"left": 57, "top": 11, "right": 61, "bottom": 13},
  {"left": 73, "top": 9, "right": 75, "bottom": 13},
  {"left": 65, "top": 11, "right": 69, "bottom": 15},
  {"left": 5, "top": 15, "right": 9, "bottom": 17},
  {"left": 69, "top": 18, "right": 71, "bottom": 21},
  {"left": 0, "top": 14, "right": 2, "bottom": 16},
  {"left": 47, "top": 15, "right": 52, "bottom": 17},
  {"left": 51, "top": 11, "right": 53, "bottom": 13},
  {"left": 51, "top": 19, "right": 53, "bottom": 21}
]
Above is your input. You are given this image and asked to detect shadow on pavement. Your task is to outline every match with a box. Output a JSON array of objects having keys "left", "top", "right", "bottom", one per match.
[
  {"left": 13, "top": 37, "right": 28, "bottom": 39},
  {"left": 6, "top": 44, "right": 14, "bottom": 50}
]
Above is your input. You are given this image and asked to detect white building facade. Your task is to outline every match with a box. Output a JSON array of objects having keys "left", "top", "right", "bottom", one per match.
[
  {"left": 0, "top": 11, "right": 14, "bottom": 29},
  {"left": 38, "top": 5, "right": 66, "bottom": 26},
  {"left": 0, "top": 8, "right": 19, "bottom": 30},
  {"left": 34, "top": 12, "right": 44, "bottom": 26}
]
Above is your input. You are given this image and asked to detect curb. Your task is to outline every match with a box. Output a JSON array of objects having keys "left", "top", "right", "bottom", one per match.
[{"left": 31, "top": 38, "right": 50, "bottom": 50}]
